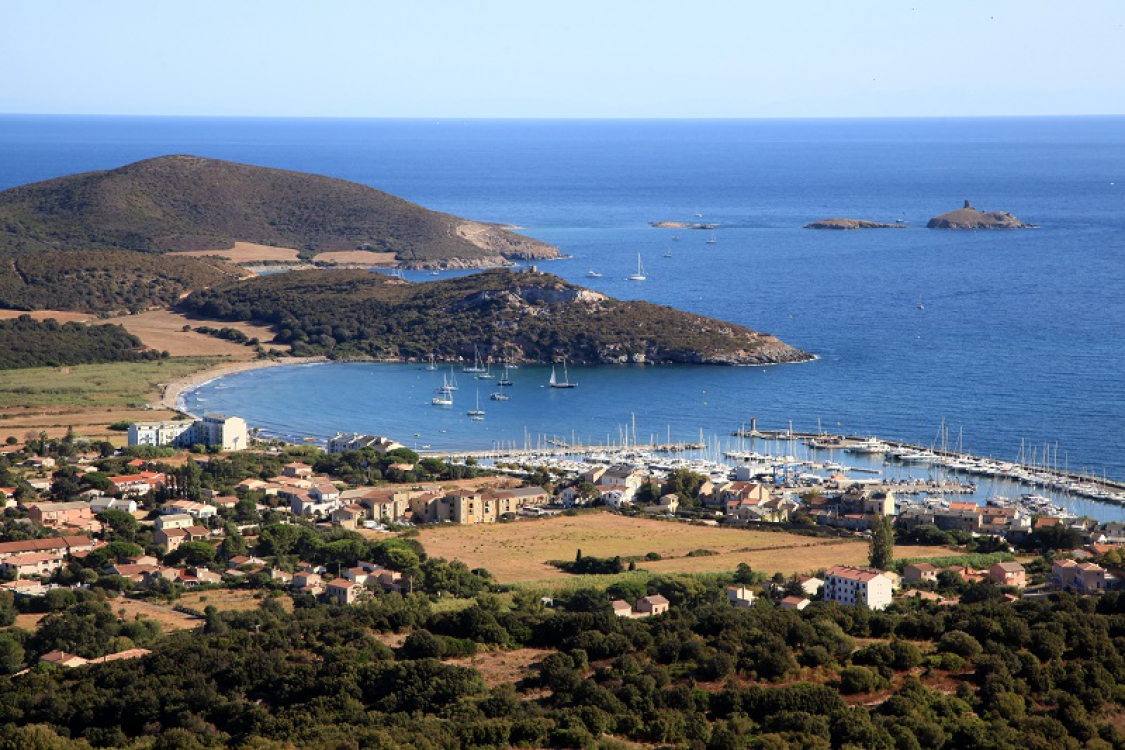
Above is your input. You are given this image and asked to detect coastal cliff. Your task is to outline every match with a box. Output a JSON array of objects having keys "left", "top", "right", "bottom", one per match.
[
  {"left": 178, "top": 268, "right": 813, "bottom": 366},
  {"left": 927, "top": 201, "right": 1033, "bottom": 229}
]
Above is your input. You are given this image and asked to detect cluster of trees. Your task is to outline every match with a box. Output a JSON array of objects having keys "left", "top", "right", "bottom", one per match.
[
  {"left": 179, "top": 268, "right": 786, "bottom": 364},
  {"left": 0, "top": 316, "right": 167, "bottom": 370},
  {"left": 4, "top": 569, "right": 1125, "bottom": 748},
  {"left": 0, "top": 250, "right": 238, "bottom": 313},
  {"left": 191, "top": 325, "right": 258, "bottom": 346}
]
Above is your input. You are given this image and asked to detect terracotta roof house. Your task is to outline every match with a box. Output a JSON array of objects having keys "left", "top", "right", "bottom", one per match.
[
  {"left": 779, "top": 596, "right": 810, "bottom": 611},
  {"left": 988, "top": 561, "right": 1027, "bottom": 588}
]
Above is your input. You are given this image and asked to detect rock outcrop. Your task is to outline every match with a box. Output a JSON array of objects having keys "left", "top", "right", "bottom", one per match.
[
  {"left": 804, "top": 218, "right": 904, "bottom": 230},
  {"left": 926, "top": 201, "right": 1033, "bottom": 229}
]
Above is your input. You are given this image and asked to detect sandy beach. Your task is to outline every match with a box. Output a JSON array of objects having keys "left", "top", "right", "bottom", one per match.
[{"left": 159, "top": 356, "right": 327, "bottom": 415}]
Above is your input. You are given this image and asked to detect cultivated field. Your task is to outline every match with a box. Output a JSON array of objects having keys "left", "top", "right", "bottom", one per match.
[
  {"left": 173, "top": 241, "right": 300, "bottom": 264},
  {"left": 115, "top": 308, "right": 285, "bottom": 357},
  {"left": 313, "top": 250, "right": 398, "bottom": 266},
  {"left": 415, "top": 513, "right": 950, "bottom": 586}
]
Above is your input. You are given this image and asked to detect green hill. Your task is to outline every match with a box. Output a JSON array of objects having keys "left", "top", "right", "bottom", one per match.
[
  {"left": 179, "top": 268, "right": 812, "bottom": 365},
  {"left": 0, "top": 315, "right": 166, "bottom": 370},
  {"left": 0, "top": 155, "right": 558, "bottom": 265}
]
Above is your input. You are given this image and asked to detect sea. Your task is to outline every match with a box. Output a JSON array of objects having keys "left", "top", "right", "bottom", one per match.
[{"left": 1, "top": 115, "right": 1123, "bottom": 505}]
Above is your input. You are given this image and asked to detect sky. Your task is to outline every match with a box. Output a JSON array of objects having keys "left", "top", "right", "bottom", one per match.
[{"left": 2, "top": 1, "right": 1123, "bottom": 119}]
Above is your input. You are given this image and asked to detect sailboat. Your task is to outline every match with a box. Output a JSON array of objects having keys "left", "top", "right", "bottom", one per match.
[
  {"left": 446, "top": 366, "right": 459, "bottom": 391},
  {"left": 498, "top": 362, "right": 514, "bottom": 387},
  {"left": 628, "top": 254, "right": 646, "bottom": 281},
  {"left": 424, "top": 353, "right": 438, "bottom": 371},
  {"left": 663, "top": 246, "right": 673, "bottom": 258},
  {"left": 462, "top": 346, "right": 487, "bottom": 373},
  {"left": 490, "top": 391, "right": 510, "bottom": 401},
  {"left": 432, "top": 376, "right": 454, "bottom": 406},
  {"left": 467, "top": 389, "right": 485, "bottom": 419},
  {"left": 706, "top": 233, "right": 717, "bottom": 244},
  {"left": 549, "top": 359, "right": 577, "bottom": 388},
  {"left": 475, "top": 361, "right": 495, "bottom": 380}
]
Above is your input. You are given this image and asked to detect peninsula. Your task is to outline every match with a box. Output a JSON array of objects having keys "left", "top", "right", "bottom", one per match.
[
  {"left": 0, "top": 156, "right": 559, "bottom": 312},
  {"left": 804, "top": 218, "right": 904, "bottom": 230},
  {"left": 178, "top": 268, "right": 812, "bottom": 366},
  {"left": 926, "top": 200, "right": 1033, "bottom": 229}
]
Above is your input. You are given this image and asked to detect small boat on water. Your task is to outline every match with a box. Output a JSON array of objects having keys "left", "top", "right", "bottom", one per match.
[
  {"left": 498, "top": 363, "right": 514, "bottom": 387},
  {"left": 424, "top": 353, "right": 438, "bottom": 371},
  {"left": 706, "top": 233, "right": 717, "bottom": 244},
  {"left": 463, "top": 346, "right": 487, "bottom": 373},
  {"left": 467, "top": 389, "right": 485, "bottom": 419},
  {"left": 628, "top": 254, "right": 646, "bottom": 281},
  {"left": 490, "top": 392, "right": 510, "bottom": 401},
  {"left": 586, "top": 270, "right": 602, "bottom": 278},
  {"left": 549, "top": 360, "right": 577, "bottom": 389}
]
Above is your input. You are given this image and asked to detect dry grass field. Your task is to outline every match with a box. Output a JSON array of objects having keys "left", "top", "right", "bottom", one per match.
[
  {"left": 113, "top": 597, "right": 203, "bottom": 631},
  {"left": 313, "top": 250, "right": 398, "bottom": 266},
  {"left": 173, "top": 241, "right": 300, "bottom": 264},
  {"left": 445, "top": 648, "right": 552, "bottom": 688},
  {"left": 115, "top": 308, "right": 285, "bottom": 357},
  {"left": 416, "top": 513, "right": 949, "bottom": 586},
  {"left": 179, "top": 589, "right": 292, "bottom": 614}
]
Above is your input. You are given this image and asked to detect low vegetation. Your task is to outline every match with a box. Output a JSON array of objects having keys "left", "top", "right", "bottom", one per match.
[
  {"left": 0, "top": 316, "right": 167, "bottom": 370},
  {"left": 0, "top": 250, "right": 241, "bottom": 312},
  {"left": 179, "top": 268, "right": 810, "bottom": 364}
]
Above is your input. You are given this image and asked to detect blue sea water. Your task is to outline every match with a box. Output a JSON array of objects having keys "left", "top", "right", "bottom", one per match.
[{"left": 1, "top": 116, "right": 1123, "bottom": 484}]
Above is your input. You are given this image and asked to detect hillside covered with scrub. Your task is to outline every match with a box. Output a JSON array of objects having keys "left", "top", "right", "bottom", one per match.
[
  {"left": 0, "top": 155, "right": 558, "bottom": 267},
  {"left": 179, "top": 269, "right": 812, "bottom": 365},
  {"left": 0, "top": 315, "right": 166, "bottom": 370}
]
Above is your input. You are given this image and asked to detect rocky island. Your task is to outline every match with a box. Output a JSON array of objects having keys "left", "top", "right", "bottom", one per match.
[
  {"left": 804, "top": 218, "right": 904, "bottom": 230},
  {"left": 179, "top": 268, "right": 813, "bottom": 366},
  {"left": 651, "top": 221, "right": 718, "bottom": 230},
  {"left": 927, "top": 201, "right": 1033, "bottom": 229}
]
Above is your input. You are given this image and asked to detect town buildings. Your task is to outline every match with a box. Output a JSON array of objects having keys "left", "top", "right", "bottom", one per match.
[
  {"left": 824, "top": 565, "right": 894, "bottom": 610},
  {"left": 128, "top": 413, "right": 248, "bottom": 451}
]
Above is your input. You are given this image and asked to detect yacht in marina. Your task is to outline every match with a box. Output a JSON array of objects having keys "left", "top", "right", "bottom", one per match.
[
  {"left": 432, "top": 377, "right": 454, "bottom": 406},
  {"left": 845, "top": 437, "right": 890, "bottom": 455}
]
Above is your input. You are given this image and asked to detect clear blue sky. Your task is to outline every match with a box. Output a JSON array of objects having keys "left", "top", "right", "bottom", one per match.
[{"left": 2, "top": 0, "right": 1123, "bottom": 118}]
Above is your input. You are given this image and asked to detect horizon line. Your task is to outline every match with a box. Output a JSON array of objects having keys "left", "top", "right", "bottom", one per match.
[{"left": 1, "top": 112, "right": 1123, "bottom": 122}]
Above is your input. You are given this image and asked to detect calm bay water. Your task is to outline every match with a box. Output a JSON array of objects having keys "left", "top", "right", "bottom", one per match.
[{"left": 2, "top": 116, "right": 1123, "bottom": 483}]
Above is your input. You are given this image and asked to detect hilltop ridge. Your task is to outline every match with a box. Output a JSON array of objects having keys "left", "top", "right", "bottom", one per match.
[{"left": 0, "top": 155, "right": 558, "bottom": 265}]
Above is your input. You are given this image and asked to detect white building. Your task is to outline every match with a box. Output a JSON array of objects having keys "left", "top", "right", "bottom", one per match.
[
  {"left": 191, "top": 414, "right": 248, "bottom": 451},
  {"left": 327, "top": 433, "right": 404, "bottom": 455},
  {"left": 128, "top": 420, "right": 194, "bottom": 448},
  {"left": 128, "top": 413, "right": 248, "bottom": 452},
  {"left": 824, "top": 565, "right": 893, "bottom": 611}
]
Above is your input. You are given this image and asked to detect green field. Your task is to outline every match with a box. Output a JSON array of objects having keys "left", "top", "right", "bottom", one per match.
[{"left": 0, "top": 357, "right": 220, "bottom": 410}]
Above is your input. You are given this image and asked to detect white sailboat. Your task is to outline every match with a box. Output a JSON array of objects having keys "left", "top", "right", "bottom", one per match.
[
  {"left": 498, "top": 362, "right": 513, "bottom": 387},
  {"left": 447, "top": 366, "right": 459, "bottom": 391},
  {"left": 490, "top": 391, "right": 510, "bottom": 401},
  {"left": 628, "top": 254, "right": 646, "bottom": 281},
  {"left": 475, "top": 361, "right": 495, "bottom": 380},
  {"left": 424, "top": 353, "right": 438, "bottom": 371},
  {"left": 462, "top": 346, "right": 487, "bottom": 373},
  {"left": 706, "top": 233, "right": 717, "bottom": 244},
  {"left": 432, "top": 376, "right": 454, "bottom": 406},
  {"left": 549, "top": 360, "right": 577, "bottom": 388},
  {"left": 467, "top": 389, "right": 485, "bottom": 419}
]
